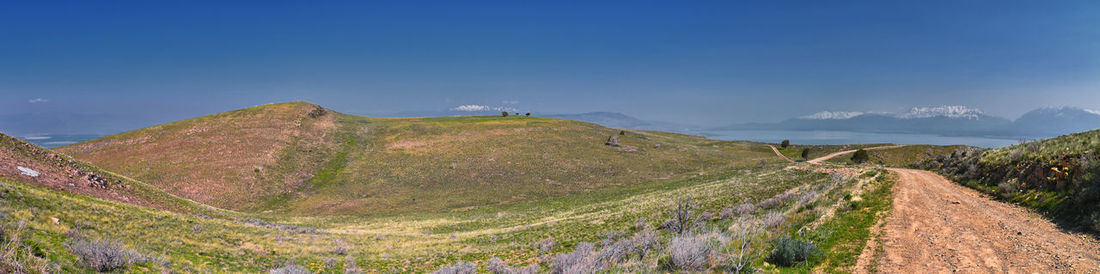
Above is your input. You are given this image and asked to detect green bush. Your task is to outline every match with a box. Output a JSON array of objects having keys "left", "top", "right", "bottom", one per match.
[
  {"left": 767, "top": 235, "right": 820, "bottom": 266},
  {"left": 851, "top": 149, "right": 870, "bottom": 164}
]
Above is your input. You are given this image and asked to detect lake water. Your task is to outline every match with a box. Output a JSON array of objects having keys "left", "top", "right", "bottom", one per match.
[
  {"left": 18, "top": 134, "right": 102, "bottom": 148},
  {"left": 702, "top": 130, "right": 1019, "bottom": 148}
]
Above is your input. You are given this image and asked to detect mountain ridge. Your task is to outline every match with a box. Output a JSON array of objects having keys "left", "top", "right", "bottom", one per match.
[{"left": 720, "top": 105, "right": 1100, "bottom": 139}]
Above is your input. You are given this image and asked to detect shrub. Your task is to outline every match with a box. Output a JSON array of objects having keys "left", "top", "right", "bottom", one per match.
[
  {"left": 269, "top": 263, "right": 310, "bottom": 274},
  {"left": 536, "top": 237, "right": 556, "bottom": 253},
  {"left": 801, "top": 148, "right": 809, "bottom": 159},
  {"left": 434, "top": 261, "right": 478, "bottom": 274},
  {"left": 631, "top": 229, "right": 659, "bottom": 259},
  {"left": 767, "top": 235, "right": 820, "bottom": 266},
  {"left": 780, "top": 140, "right": 790, "bottom": 148},
  {"left": 756, "top": 197, "right": 780, "bottom": 209},
  {"left": 345, "top": 254, "right": 362, "bottom": 274},
  {"left": 998, "top": 179, "right": 1020, "bottom": 198},
  {"left": 851, "top": 149, "right": 870, "bottom": 164},
  {"left": 332, "top": 239, "right": 349, "bottom": 255},
  {"left": 487, "top": 257, "right": 537, "bottom": 274},
  {"left": 551, "top": 242, "right": 598, "bottom": 273},
  {"left": 2, "top": 222, "right": 59, "bottom": 273},
  {"left": 719, "top": 207, "right": 735, "bottom": 220},
  {"left": 502, "top": 112, "right": 509, "bottom": 117},
  {"left": 67, "top": 238, "right": 151, "bottom": 272},
  {"left": 734, "top": 202, "right": 757, "bottom": 215},
  {"left": 596, "top": 238, "right": 635, "bottom": 265},
  {"left": 666, "top": 234, "right": 713, "bottom": 271},
  {"left": 600, "top": 231, "right": 625, "bottom": 247},
  {"left": 724, "top": 222, "right": 761, "bottom": 274},
  {"left": 762, "top": 211, "right": 785, "bottom": 228},
  {"left": 634, "top": 217, "right": 647, "bottom": 230},
  {"left": 663, "top": 198, "right": 701, "bottom": 235}
]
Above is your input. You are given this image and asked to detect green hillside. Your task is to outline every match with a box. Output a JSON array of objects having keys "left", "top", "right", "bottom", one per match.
[
  {"left": 0, "top": 155, "right": 893, "bottom": 272},
  {"left": 921, "top": 129, "right": 1100, "bottom": 231},
  {"left": 0, "top": 102, "right": 908, "bottom": 272},
  {"left": 59, "top": 102, "right": 779, "bottom": 216}
]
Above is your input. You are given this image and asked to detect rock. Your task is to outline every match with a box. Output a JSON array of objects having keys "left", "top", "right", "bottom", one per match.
[
  {"left": 605, "top": 135, "right": 620, "bottom": 146},
  {"left": 16, "top": 166, "right": 40, "bottom": 177}
]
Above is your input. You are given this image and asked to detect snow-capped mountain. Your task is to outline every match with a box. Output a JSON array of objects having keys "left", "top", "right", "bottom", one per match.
[
  {"left": 895, "top": 106, "right": 985, "bottom": 120},
  {"left": 718, "top": 105, "right": 1100, "bottom": 138},
  {"left": 798, "top": 106, "right": 986, "bottom": 120}
]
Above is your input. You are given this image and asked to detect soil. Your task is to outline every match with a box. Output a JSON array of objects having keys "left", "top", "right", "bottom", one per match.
[{"left": 864, "top": 168, "right": 1100, "bottom": 273}]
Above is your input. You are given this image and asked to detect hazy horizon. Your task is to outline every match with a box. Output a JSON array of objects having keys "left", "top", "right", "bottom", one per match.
[{"left": 3, "top": 1, "right": 1100, "bottom": 133}]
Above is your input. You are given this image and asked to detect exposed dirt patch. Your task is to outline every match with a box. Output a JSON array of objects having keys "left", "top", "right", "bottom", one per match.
[{"left": 870, "top": 168, "right": 1100, "bottom": 273}]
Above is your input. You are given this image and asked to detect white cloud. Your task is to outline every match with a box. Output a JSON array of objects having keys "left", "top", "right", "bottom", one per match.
[
  {"left": 501, "top": 100, "right": 520, "bottom": 105},
  {"left": 1084, "top": 108, "right": 1100, "bottom": 116},
  {"left": 28, "top": 98, "right": 48, "bottom": 103},
  {"left": 451, "top": 104, "right": 519, "bottom": 113},
  {"left": 451, "top": 105, "right": 491, "bottom": 112}
]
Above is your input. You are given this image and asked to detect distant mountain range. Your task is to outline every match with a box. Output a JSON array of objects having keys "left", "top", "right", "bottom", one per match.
[
  {"left": 717, "top": 106, "right": 1100, "bottom": 139},
  {"left": 5, "top": 105, "right": 1097, "bottom": 146},
  {"left": 543, "top": 112, "right": 702, "bottom": 133}
]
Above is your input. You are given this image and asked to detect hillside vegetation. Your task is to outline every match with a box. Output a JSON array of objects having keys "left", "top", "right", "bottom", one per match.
[
  {"left": 920, "top": 129, "right": 1100, "bottom": 231},
  {"left": 0, "top": 133, "right": 227, "bottom": 216},
  {"left": 826, "top": 145, "right": 968, "bottom": 166},
  {"left": 59, "top": 102, "right": 778, "bottom": 216},
  {"left": 1, "top": 156, "right": 893, "bottom": 272},
  {"left": 0, "top": 102, "right": 905, "bottom": 272}
]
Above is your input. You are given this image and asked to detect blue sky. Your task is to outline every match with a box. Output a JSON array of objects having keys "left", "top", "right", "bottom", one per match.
[{"left": 2, "top": 1, "right": 1098, "bottom": 129}]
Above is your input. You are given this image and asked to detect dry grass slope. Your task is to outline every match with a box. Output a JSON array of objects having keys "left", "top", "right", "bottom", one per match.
[
  {"left": 59, "top": 102, "right": 780, "bottom": 216},
  {"left": 58, "top": 102, "right": 341, "bottom": 210}
]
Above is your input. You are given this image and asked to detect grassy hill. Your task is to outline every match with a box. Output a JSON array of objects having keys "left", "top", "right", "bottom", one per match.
[
  {"left": 774, "top": 143, "right": 894, "bottom": 162},
  {"left": 921, "top": 129, "right": 1100, "bottom": 232},
  {"left": 0, "top": 102, "right": 903, "bottom": 272},
  {"left": 59, "top": 102, "right": 779, "bottom": 216},
  {"left": 824, "top": 145, "right": 968, "bottom": 166},
  {"left": 0, "top": 132, "right": 229, "bottom": 217},
  {"left": 0, "top": 152, "right": 894, "bottom": 272}
]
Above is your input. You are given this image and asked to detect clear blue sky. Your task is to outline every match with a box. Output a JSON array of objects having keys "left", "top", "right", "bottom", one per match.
[{"left": 2, "top": 1, "right": 1098, "bottom": 127}]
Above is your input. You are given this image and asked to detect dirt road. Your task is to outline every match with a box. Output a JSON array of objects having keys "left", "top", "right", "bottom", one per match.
[
  {"left": 806, "top": 145, "right": 906, "bottom": 164},
  {"left": 780, "top": 146, "right": 1100, "bottom": 272},
  {"left": 866, "top": 168, "right": 1100, "bottom": 273},
  {"left": 768, "top": 145, "right": 795, "bottom": 163}
]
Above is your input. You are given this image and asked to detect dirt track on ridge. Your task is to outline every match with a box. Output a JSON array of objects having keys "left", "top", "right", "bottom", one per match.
[{"left": 806, "top": 145, "right": 906, "bottom": 164}]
